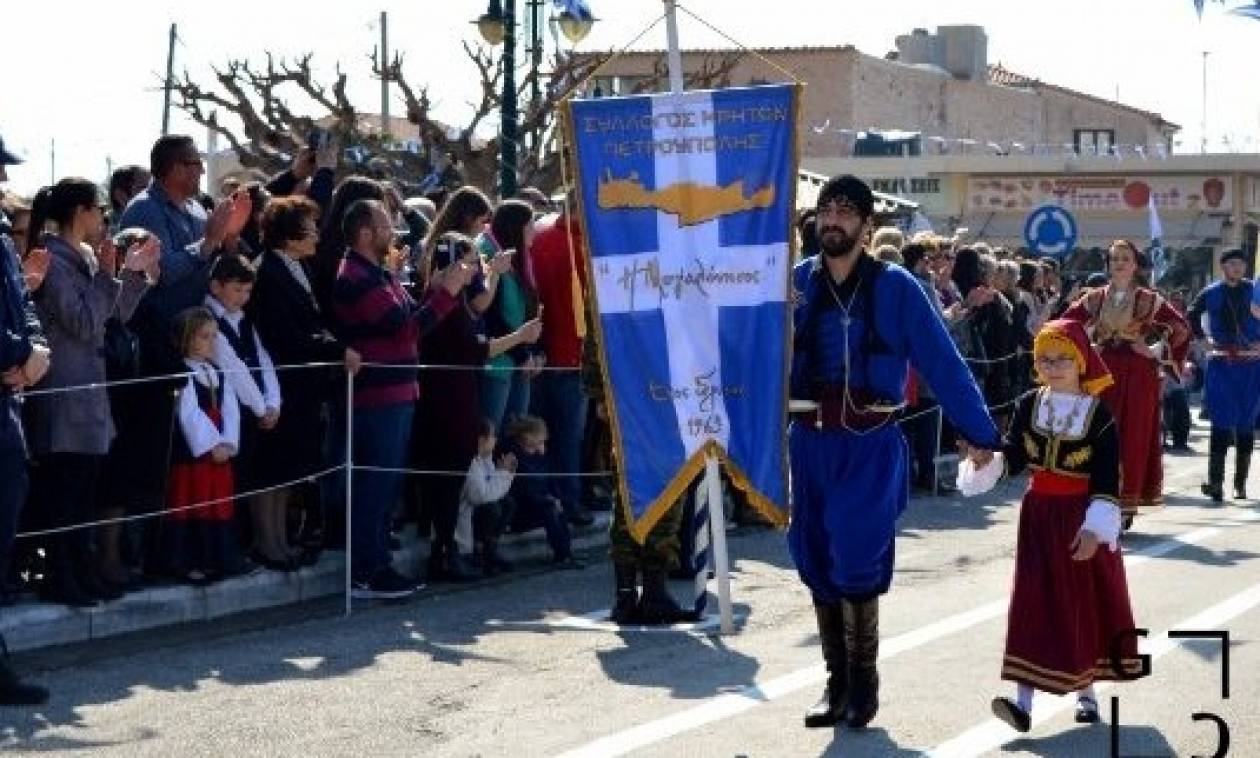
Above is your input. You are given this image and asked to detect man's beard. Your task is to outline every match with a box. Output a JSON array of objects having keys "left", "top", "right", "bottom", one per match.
[{"left": 818, "top": 226, "right": 859, "bottom": 259}]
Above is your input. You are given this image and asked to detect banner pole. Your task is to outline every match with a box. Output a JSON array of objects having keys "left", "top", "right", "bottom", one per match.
[
  {"left": 662, "top": 0, "right": 684, "bottom": 94},
  {"left": 344, "top": 372, "right": 354, "bottom": 617},
  {"left": 704, "top": 453, "right": 734, "bottom": 634}
]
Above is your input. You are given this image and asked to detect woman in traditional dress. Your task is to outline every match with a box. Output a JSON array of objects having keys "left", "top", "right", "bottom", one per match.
[
  {"left": 1061, "top": 239, "right": 1190, "bottom": 526},
  {"left": 961, "top": 319, "right": 1146, "bottom": 732}
]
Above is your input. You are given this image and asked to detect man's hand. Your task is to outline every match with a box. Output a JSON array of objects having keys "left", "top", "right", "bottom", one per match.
[
  {"left": 384, "top": 245, "right": 407, "bottom": 276},
  {"left": 122, "top": 235, "right": 161, "bottom": 277},
  {"left": 2, "top": 367, "right": 27, "bottom": 391},
  {"left": 497, "top": 452, "right": 518, "bottom": 472},
  {"left": 440, "top": 260, "right": 475, "bottom": 297},
  {"left": 343, "top": 347, "right": 363, "bottom": 376},
  {"left": 210, "top": 444, "right": 232, "bottom": 464},
  {"left": 21, "top": 248, "right": 50, "bottom": 292},
  {"left": 203, "top": 190, "right": 253, "bottom": 253},
  {"left": 488, "top": 250, "right": 515, "bottom": 276},
  {"left": 21, "top": 344, "right": 50, "bottom": 387},
  {"left": 958, "top": 441, "right": 994, "bottom": 468},
  {"left": 965, "top": 285, "right": 995, "bottom": 308},
  {"left": 315, "top": 137, "right": 340, "bottom": 171},
  {"left": 517, "top": 317, "right": 544, "bottom": 345},
  {"left": 1070, "top": 529, "right": 1100, "bottom": 561},
  {"left": 259, "top": 408, "right": 280, "bottom": 430},
  {"left": 292, "top": 147, "right": 317, "bottom": 181},
  {"left": 97, "top": 238, "right": 119, "bottom": 278}
]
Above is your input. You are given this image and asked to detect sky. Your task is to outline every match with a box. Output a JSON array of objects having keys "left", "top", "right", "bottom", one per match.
[{"left": 3, "top": 0, "right": 1259, "bottom": 196}]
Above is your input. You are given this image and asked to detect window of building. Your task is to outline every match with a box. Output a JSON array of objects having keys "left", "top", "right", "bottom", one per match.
[{"left": 1073, "top": 128, "right": 1116, "bottom": 155}]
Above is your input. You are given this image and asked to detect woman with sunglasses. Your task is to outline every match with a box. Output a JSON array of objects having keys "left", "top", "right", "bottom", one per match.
[{"left": 1061, "top": 239, "right": 1190, "bottom": 527}]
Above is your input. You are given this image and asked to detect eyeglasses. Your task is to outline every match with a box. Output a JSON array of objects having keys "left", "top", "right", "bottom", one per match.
[{"left": 1034, "top": 356, "right": 1076, "bottom": 368}]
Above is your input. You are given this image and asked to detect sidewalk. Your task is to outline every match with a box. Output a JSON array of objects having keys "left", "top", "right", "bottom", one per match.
[{"left": 0, "top": 513, "right": 615, "bottom": 654}]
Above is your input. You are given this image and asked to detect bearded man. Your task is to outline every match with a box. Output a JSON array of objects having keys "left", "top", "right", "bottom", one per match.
[{"left": 788, "top": 175, "right": 1000, "bottom": 729}]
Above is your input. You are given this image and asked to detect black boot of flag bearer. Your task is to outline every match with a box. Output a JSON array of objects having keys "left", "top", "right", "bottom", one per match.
[
  {"left": 804, "top": 602, "right": 848, "bottom": 728},
  {"left": 842, "top": 597, "right": 880, "bottom": 729},
  {"left": 609, "top": 562, "right": 640, "bottom": 624},
  {"left": 636, "top": 569, "right": 699, "bottom": 625},
  {"left": 1234, "top": 433, "right": 1253, "bottom": 500},
  {"left": 1202, "top": 428, "right": 1227, "bottom": 503}
]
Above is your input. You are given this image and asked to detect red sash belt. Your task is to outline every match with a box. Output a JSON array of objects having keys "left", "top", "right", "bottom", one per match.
[{"left": 1029, "top": 470, "right": 1090, "bottom": 496}]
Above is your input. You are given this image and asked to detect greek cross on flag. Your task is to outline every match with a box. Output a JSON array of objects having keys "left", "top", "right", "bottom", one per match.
[{"left": 565, "top": 84, "right": 798, "bottom": 542}]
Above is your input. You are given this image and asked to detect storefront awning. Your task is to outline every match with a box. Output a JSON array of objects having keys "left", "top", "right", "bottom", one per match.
[{"left": 951, "top": 213, "right": 1227, "bottom": 249}]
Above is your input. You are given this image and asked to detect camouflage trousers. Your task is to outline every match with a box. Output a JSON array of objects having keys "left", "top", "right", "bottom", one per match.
[{"left": 609, "top": 493, "right": 684, "bottom": 573}]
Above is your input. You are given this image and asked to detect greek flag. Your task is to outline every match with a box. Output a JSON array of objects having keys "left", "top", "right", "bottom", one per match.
[
  {"left": 1148, "top": 196, "right": 1168, "bottom": 284},
  {"left": 566, "top": 85, "right": 797, "bottom": 541}
]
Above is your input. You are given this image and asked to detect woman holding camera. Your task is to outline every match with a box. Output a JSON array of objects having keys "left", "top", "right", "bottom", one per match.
[{"left": 23, "top": 178, "right": 157, "bottom": 605}]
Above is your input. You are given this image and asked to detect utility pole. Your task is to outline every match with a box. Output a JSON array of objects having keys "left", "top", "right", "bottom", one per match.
[
  {"left": 525, "top": 0, "right": 544, "bottom": 158},
  {"left": 162, "top": 23, "right": 177, "bottom": 135},
  {"left": 49, "top": 138, "right": 55, "bottom": 184},
  {"left": 380, "top": 11, "right": 390, "bottom": 137},
  {"left": 499, "top": 0, "right": 519, "bottom": 198}
]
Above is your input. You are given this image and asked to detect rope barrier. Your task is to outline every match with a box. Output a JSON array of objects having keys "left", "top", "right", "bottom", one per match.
[
  {"left": 349, "top": 465, "right": 613, "bottom": 479},
  {"left": 14, "top": 465, "right": 344, "bottom": 539}
]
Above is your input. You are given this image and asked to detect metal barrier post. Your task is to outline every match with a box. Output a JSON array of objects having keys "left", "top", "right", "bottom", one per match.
[{"left": 344, "top": 371, "right": 354, "bottom": 617}]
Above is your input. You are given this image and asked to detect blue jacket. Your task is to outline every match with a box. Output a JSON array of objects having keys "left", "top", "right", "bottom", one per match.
[
  {"left": 117, "top": 180, "right": 211, "bottom": 323},
  {"left": 0, "top": 212, "right": 45, "bottom": 395},
  {"left": 790, "top": 253, "right": 1000, "bottom": 448},
  {"left": 1188, "top": 280, "right": 1260, "bottom": 347}
]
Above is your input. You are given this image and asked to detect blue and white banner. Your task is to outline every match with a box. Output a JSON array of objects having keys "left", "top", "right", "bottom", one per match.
[{"left": 566, "top": 84, "right": 797, "bottom": 541}]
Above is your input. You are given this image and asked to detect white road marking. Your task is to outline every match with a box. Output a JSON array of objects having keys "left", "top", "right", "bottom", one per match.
[
  {"left": 926, "top": 577, "right": 1260, "bottom": 758},
  {"left": 553, "top": 509, "right": 1257, "bottom": 758},
  {"left": 484, "top": 609, "right": 748, "bottom": 635}
]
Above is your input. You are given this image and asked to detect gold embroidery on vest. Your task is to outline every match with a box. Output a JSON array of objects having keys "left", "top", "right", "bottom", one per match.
[
  {"left": 1023, "top": 432, "right": 1041, "bottom": 462},
  {"left": 1064, "top": 446, "right": 1092, "bottom": 469}
]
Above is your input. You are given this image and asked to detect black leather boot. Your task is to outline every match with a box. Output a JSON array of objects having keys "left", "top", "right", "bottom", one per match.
[
  {"left": 1202, "top": 428, "right": 1228, "bottom": 503},
  {"left": 843, "top": 597, "right": 880, "bottom": 729},
  {"left": 636, "top": 568, "right": 699, "bottom": 625},
  {"left": 0, "top": 634, "right": 48, "bottom": 706},
  {"left": 1235, "top": 433, "right": 1253, "bottom": 500},
  {"left": 609, "top": 562, "right": 640, "bottom": 624},
  {"left": 804, "top": 602, "right": 848, "bottom": 728}
]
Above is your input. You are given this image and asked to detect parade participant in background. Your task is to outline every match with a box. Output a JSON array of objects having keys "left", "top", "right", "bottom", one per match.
[
  {"left": 1061, "top": 239, "right": 1190, "bottom": 526},
  {"left": 1187, "top": 248, "right": 1260, "bottom": 501},
  {"left": 960, "top": 319, "right": 1144, "bottom": 731},
  {"left": 789, "top": 175, "right": 1000, "bottom": 730}
]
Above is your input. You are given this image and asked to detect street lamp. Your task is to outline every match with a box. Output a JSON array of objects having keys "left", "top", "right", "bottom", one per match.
[{"left": 475, "top": 0, "right": 595, "bottom": 199}]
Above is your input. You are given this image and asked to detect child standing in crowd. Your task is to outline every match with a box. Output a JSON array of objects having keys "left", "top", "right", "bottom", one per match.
[
  {"left": 205, "top": 254, "right": 288, "bottom": 569},
  {"left": 162, "top": 307, "right": 243, "bottom": 584},
  {"left": 960, "top": 319, "right": 1145, "bottom": 733},
  {"left": 457, "top": 419, "right": 517, "bottom": 576},
  {"left": 504, "top": 415, "right": 583, "bottom": 569}
]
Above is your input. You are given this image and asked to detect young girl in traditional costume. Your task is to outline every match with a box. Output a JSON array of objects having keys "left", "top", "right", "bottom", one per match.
[
  {"left": 162, "top": 307, "right": 241, "bottom": 584},
  {"left": 959, "top": 318, "right": 1146, "bottom": 732}
]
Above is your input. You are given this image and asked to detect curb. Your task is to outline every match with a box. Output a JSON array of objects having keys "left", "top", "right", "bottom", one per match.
[{"left": 0, "top": 512, "right": 615, "bottom": 654}]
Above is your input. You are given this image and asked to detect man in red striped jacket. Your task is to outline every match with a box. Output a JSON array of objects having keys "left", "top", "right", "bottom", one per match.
[{"left": 332, "top": 199, "right": 470, "bottom": 599}]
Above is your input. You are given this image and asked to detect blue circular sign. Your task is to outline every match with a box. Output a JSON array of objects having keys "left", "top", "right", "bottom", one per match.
[{"left": 1023, "top": 205, "right": 1078, "bottom": 258}]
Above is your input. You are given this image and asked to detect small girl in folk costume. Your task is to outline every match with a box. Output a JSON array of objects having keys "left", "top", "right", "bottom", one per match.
[
  {"left": 162, "top": 307, "right": 242, "bottom": 584},
  {"left": 959, "top": 319, "right": 1146, "bottom": 733}
]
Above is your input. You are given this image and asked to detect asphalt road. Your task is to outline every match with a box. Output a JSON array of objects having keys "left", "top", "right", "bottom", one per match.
[{"left": 3, "top": 428, "right": 1258, "bottom": 757}]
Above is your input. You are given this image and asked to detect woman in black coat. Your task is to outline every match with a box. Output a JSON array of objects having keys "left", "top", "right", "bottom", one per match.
[{"left": 247, "top": 196, "right": 360, "bottom": 566}]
